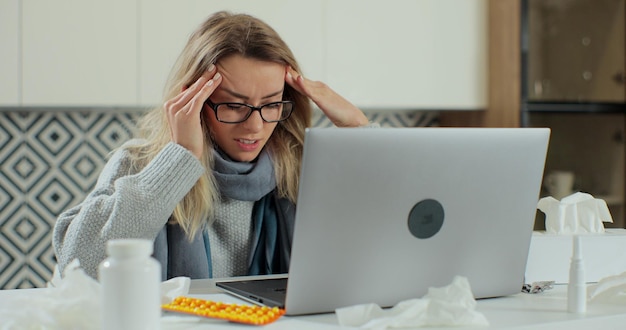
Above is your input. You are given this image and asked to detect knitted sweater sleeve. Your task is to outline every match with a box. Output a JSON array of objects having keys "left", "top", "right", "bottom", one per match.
[{"left": 52, "top": 141, "right": 205, "bottom": 279}]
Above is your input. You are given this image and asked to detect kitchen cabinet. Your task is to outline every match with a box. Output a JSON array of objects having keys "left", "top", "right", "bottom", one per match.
[
  {"left": 325, "top": 0, "right": 487, "bottom": 110},
  {"left": 138, "top": 0, "right": 325, "bottom": 106},
  {"left": 0, "top": 0, "right": 20, "bottom": 106},
  {"left": 21, "top": 0, "right": 138, "bottom": 106},
  {"left": 522, "top": 0, "right": 626, "bottom": 228},
  {"left": 526, "top": 112, "right": 625, "bottom": 228},
  {"left": 139, "top": 0, "right": 487, "bottom": 109},
  {"left": 525, "top": 0, "right": 625, "bottom": 104},
  {"left": 9, "top": 0, "right": 487, "bottom": 109}
]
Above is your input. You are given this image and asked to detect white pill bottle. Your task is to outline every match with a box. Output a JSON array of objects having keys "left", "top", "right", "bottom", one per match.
[{"left": 99, "top": 239, "right": 161, "bottom": 330}]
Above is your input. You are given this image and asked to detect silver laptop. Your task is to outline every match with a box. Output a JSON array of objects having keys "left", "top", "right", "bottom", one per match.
[{"left": 217, "top": 127, "right": 550, "bottom": 315}]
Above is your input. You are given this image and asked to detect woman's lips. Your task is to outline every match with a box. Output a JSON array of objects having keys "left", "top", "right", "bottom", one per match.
[{"left": 235, "top": 138, "right": 260, "bottom": 151}]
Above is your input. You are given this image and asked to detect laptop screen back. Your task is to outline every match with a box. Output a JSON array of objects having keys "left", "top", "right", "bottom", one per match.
[{"left": 282, "top": 127, "right": 550, "bottom": 315}]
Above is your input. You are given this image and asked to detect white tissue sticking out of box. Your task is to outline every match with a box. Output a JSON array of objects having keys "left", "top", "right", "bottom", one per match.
[{"left": 537, "top": 192, "right": 613, "bottom": 234}]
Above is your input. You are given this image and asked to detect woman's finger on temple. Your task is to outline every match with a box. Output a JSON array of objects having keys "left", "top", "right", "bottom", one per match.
[{"left": 187, "top": 72, "right": 222, "bottom": 116}]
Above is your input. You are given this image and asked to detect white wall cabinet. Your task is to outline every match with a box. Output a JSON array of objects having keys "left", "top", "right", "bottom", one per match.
[
  {"left": 0, "top": 0, "right": 20, "bottom": 106},
  {"left": 138, "top": 0, "right": 325, "bottom": 106},
  {"left": 21, "top": 0, "right": 138, "bottom": 106},
  {"left": 325, "top": 0, "right": 487, "bottom": 110},
  {"left": 8, "top": 0, "right": 487, "bottom": 110}
]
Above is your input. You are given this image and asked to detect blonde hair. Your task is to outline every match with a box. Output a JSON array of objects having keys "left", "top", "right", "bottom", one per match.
[{"left": 126, "top": 11, "right": 311, "bottom": 239}]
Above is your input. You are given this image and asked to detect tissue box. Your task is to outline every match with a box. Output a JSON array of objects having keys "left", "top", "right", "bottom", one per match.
[{"left": 525, "top": 229, "right": 626, "bottom": 284}]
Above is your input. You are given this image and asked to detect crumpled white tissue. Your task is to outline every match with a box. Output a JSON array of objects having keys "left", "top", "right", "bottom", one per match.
[
  {"left": 335, "top": 276, "right": 489, "bottom": 329},
  {"left": 160, "top": 275, "right": 190, "bottom": 304},
  {"left": 0, "top": 259, "right": 190, "bottom": 330},
  {"left": 588, "top": 270, "right": 626, "bottom": 304},
  {"left": 0, "top": 260, "right": 101, "bottom": 330},
  {"left": 537, "top": 192, "right": 613, "bottom": 234}
]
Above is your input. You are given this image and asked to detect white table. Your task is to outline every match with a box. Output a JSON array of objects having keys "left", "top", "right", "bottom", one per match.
[
  {"left": 1, "top": 280, "right": 625, "bottom": 329},
  {"left": 186, "top": 279, "right": 626, "bottom": 330}
]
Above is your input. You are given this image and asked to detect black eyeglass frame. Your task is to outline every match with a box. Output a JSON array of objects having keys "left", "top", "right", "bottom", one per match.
[{"left": 204, "top": 99, "right": 294, "bottom": 124}]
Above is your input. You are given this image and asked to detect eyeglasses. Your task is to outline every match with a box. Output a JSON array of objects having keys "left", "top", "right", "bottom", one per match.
[{"left": 205, "top": 99, "right": 294, "bottom": 124}]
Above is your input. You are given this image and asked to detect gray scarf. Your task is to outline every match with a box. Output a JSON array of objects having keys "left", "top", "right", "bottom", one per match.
[{"left": 212, "top": 149, "right": 277, "bottom": 201}]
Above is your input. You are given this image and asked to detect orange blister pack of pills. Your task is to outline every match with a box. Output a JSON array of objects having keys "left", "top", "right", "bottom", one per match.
[{"left": 162, "top": 296, "right": 286, "bottom": 326}]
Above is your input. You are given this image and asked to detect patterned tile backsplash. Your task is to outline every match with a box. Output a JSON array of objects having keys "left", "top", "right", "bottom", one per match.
[{"left": 0, "top": 108, "right": 438, "bottom": 289}]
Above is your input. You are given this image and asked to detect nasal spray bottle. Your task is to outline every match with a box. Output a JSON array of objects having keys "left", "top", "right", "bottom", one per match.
[{"left": 567, "top": 235, "right": 586, "bottom": 314}]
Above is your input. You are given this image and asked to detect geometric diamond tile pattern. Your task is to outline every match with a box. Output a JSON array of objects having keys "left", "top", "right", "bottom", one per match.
[
  {"left": 0, "top": 110, "right": 142, "bottom": 289},
  {"left": 0, "top": 109, "right": 437, "bottom": 289}
]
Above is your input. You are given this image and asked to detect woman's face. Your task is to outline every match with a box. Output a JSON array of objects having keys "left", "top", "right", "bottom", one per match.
[{"left": 205, "top": 54, "right": 285, "bottom": 162}]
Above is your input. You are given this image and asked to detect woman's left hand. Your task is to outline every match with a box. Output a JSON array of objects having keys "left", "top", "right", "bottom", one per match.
[{"left": 285, "top": 66, "right": 369, "bottom": 127}]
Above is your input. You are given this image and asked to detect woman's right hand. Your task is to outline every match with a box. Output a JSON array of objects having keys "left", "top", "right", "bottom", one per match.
[{"left": 164, "top": 64, "right": 222, "bottom": 159}]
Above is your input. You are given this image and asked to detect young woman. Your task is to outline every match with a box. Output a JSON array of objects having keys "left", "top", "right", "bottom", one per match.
[{"left": 53, "top": 11, "right": 373, "bottom": 280}]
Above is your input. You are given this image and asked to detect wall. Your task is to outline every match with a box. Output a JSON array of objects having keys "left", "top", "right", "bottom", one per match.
[{"left": 0, "top": 108, "right": 438, "bottom": 289}]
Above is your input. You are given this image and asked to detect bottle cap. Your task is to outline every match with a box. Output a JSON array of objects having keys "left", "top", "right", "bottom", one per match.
[{"left": 106, "top": 239, "right": 153, "bottom": 258}]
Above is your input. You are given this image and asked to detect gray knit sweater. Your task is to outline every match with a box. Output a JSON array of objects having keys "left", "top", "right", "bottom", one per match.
[{"left": 53, "top": 140, "right": 206, "bottom": 279}]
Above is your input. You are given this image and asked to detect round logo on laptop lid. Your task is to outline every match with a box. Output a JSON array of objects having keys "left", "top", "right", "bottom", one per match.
[{"left": 407, "top": 199, "right": 444, "bottom": 239}]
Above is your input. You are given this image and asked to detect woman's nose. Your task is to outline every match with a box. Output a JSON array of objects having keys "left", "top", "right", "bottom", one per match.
[{"left": 242, "top": 109, "right": 264, "bottom": 132}]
